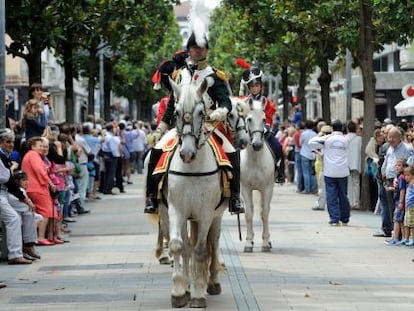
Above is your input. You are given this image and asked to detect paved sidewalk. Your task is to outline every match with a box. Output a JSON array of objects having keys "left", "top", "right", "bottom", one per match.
[{"left": 1, "top": 175, "right": 414, "bottom": 310}]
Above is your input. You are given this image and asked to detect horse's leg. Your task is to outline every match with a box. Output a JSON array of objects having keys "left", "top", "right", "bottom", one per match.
[
  {"left": 169, "top": 208, "right": 189, "bottom": 308},
  {"left": 190, "top": 219, "right": 212, "bottom": 308},
  {"left": 260, "top": 186, "right": 273, "bottom": 252},
  {"left": 158, "top": 205, "right": 171, "bottom": 265},
  {"left": 243, "top": 188, "right": 254, "bottom": 253},
  {"left": 181, "top": 220, "right": 192, "bottom": 297},
  {"left": 207, "top": 216, "right": 223, "bottom": 296}
]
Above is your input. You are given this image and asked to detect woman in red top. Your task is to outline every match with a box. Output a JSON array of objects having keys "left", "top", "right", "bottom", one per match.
[{"left": 22, "top": 137, "right": 59, "bottom": 246}]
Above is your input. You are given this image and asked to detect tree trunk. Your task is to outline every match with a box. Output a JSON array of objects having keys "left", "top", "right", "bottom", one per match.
[
  {"left": 317, "top": 57, "right": 332, "bottom": 123},
  {"left": 63, "top": 39, "right": 75, "bottom": 123},
  {"left": 104, "top": 57, "right": 112, "bottom": 121},
  {"left": 298, "top": 59, "right": 309, "bottom": 121},
  {"left": 88, "top": 44, "right": 98, "bottom": 116},
  {"left": 281, "top": 65, "right": 290, "bottom": 122},
  {"left": 358, "top": 0, "right": 376, "bottom": 211},
  {"left": 27, "top": 49, "right": 42, "bottom": 86}
]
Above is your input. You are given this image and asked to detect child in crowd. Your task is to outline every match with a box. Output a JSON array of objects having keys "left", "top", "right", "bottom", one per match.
[
  {"left": 403, "top": 165, "right": 414, "bottom": 246},
  {"left": 384, "top": 159, "right": 407, "bottom": 245}
]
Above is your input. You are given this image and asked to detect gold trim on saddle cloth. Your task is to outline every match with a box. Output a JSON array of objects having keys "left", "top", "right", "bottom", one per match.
[
  {"left": 153, "top": 137, "right": 179, "bottom": 175},
  {"left": 153, "top": 133, "right": 233, "bottom": 199}
]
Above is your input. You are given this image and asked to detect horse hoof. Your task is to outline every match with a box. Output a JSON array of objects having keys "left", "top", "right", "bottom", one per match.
[
  {"left": 207, "top": 283, "right": 222, "bottom": 295},
  {"left": 261, "top": 242, "right": 272, "bottom": 252},
  {"left": 159, "top": 256, "right": 170, "bottom": 265},
  {"left": 261, "top": 245, "right": 271, "bottom": 252},
  {"left": 190, "top": 297, "right": 207, "bottom": 308},
  {"left": 244, "top": 246, "right": 253, "bottom": 253},
  {"left": 171, "top": 293, "right": 190, "bottom": 308}
]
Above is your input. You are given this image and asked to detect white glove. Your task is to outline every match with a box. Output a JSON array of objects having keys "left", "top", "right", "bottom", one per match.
[{"left": 209, "top": 107, "right": 229, "bottom": 122}]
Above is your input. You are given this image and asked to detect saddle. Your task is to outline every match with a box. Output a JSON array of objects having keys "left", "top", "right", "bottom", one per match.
[{"left": 153, "top": 132, "right": 233, "bottom": 201}]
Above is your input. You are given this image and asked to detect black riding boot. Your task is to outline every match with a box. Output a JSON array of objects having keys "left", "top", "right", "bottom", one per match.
[
  {"left": 144, "top": 148, "right": 163, "bottom": 213},
  {"left": 276, "top": 153, "right": 286, "bottom": 184},
  {"left": 227, "top": 151, "right": 245, "bottom": 214},
  {"left": 266, "top": 133, "right": 285, "bottom": 184}
]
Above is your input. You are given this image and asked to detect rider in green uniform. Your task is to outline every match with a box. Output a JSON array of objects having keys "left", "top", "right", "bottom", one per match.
[{"left": 144, "top": 34, "right": 245, "bottom": 215}]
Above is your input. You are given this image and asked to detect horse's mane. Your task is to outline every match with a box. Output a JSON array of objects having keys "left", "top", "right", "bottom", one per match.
[{"left": 177, "top": 68, "right": 200, "bottom": 112}]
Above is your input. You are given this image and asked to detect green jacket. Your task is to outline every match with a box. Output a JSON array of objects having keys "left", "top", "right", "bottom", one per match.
[{"left": 161, "top": 68, "right": 231, "bottom": 126}]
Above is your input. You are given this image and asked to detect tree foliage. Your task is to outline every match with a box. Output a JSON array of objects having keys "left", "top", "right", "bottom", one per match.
[{"left": 6, "top": 0, "right": 181, "bottom": 121}]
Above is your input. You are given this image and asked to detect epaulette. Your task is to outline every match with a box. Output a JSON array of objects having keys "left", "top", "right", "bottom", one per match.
[
  {"left": 213, "top": 67, "right": 228, "bottom": 81},
  {"left": 172, "top": 68, "right": 181, "bottom": 82}
]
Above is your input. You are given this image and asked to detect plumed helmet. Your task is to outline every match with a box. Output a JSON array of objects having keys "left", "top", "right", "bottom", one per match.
[
  {"left": 186, "top": 32, "right": 209, "bottom": 50},
  {"left": 242, "top": 67, "right": 263, "bottom": 85},
  {"left": 159, "top": 60, "right": 176, "bottom": 91}
]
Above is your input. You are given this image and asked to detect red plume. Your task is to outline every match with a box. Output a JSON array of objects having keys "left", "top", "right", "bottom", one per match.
[
  {"left": 152, "top": 70, "right": 161, "bottom": 84},
  {"left": 152, "top": 70, "right": 161, "bottom": 90},
  {"left": 235, "top": 58, "right": 251, "bottom": 69}
]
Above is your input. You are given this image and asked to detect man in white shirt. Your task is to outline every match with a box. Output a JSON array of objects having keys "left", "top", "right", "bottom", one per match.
[
  {"left": 309, "top": 120, "right": 351, "bottom": 225},
  {"left": 345, "top": 121, "right": 362, "bottom": 209}
]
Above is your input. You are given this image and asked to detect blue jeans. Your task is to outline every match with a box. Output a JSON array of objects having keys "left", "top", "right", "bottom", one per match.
[
  {"left": 301, "top": 156, "right": 316, "bottom": 193},
  {"left": 295, "top": 152, "right": 304, "bottom": 192},
  {"left": 379, "top": 183, "right": 393, "bottom": 235},
  {"left": 325, "top": 176, "right": 350, "bottom": 223}
]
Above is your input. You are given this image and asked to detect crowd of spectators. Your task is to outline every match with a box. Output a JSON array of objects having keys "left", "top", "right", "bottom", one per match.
[
  {"left": 0, "top": 83, "right": 151, "bottom": 290},
  {"left": 277, "top": 112, "right": 414, "bottom": 246}
]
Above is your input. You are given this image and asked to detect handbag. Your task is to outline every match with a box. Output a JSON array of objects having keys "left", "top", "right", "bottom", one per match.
[{"left": 364, "top": 157, "right": 378, "bottom": 178}]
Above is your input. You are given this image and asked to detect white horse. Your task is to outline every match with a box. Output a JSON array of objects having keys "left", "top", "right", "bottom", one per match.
[
  {"left": 147, "top": 96, "right": 250, "bottom": 267},
  {"left": 239, "top": 98, "right": 275, "bottom": 253},
  {"left": 166, "top": 71, "right": 227, "bottom": 308}
]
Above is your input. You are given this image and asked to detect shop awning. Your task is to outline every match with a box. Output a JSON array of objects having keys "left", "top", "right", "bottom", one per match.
[{"left": 394, "top": 96, "right": 414, "bottom": 116}]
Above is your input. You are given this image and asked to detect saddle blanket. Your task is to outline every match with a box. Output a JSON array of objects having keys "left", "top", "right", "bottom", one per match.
[{"left": 153, "top": 133, "right": 232, "bottom": 175}]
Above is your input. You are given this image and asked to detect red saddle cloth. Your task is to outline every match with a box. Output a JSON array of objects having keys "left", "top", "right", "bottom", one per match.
[{"left": 153, "top": 133, "right": 232, "bottom": 176}]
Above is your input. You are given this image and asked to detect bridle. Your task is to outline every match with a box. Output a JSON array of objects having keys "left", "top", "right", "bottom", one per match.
[
  {"left": 228, "top": 104, "right": 247, "bottom": 136},
  {"left": 175, "top": 99, "right": 206, "bottom": 149}
]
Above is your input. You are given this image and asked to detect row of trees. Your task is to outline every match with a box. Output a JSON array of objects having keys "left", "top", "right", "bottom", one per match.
[
  {"left": 6, "top": 0, "right": 182, "bottom": 122},
  {"left": 206, "top": 0, "right": 414, "bottom": 210}
]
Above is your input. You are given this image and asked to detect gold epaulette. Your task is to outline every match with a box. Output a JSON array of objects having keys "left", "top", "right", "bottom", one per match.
[
  {"left": 172, "top": 69, "right": 181, "bottom": 82},
  {"left": 213, "top": 67, "right": 228, "bottom": 81}
]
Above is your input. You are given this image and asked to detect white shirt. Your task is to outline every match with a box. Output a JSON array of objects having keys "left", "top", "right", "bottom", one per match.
[
  {"left": 75, "top": 134, "right": 92, "bottom": 164},
  {"left": 300, "top": 129, "right": 317, "bottom": 160},
  {"left": 345, "top": 133, "right": 362, "bottom": 173},
  {"left": 309, "top": 131, "right": 349, "bottom": 178}
]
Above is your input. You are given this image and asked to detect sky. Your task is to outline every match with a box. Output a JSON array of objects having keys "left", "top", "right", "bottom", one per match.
[{"left": 183, "top": 0, "right": 220, "bottom": 10}]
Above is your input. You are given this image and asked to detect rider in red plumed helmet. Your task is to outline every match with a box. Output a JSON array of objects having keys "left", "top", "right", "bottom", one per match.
[{"left": 241, "top": 67, "right": 285, "bottom": 183}]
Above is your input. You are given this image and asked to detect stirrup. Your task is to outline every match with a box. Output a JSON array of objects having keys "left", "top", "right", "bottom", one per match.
[
  {"left": 229, "top": 197, "right": 245, "bottom": 214},
  {"left": 144, "top": 198, "right": 158, "bottom": 214}
]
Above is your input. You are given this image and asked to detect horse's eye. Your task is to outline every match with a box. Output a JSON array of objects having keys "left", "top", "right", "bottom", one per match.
[{"left": 228, "top": 114, "right": 234, "bottom": 120}]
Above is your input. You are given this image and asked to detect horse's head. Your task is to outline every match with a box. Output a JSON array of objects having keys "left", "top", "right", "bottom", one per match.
[
  {"left": 228, "top": 97, "right": 249, "bottom": 149},
  {"left": 170, "top": 72, "right": 213, "bottom": 163},
  {"left": 246, "top": 97, "right": 266, "bottom": 151}
]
